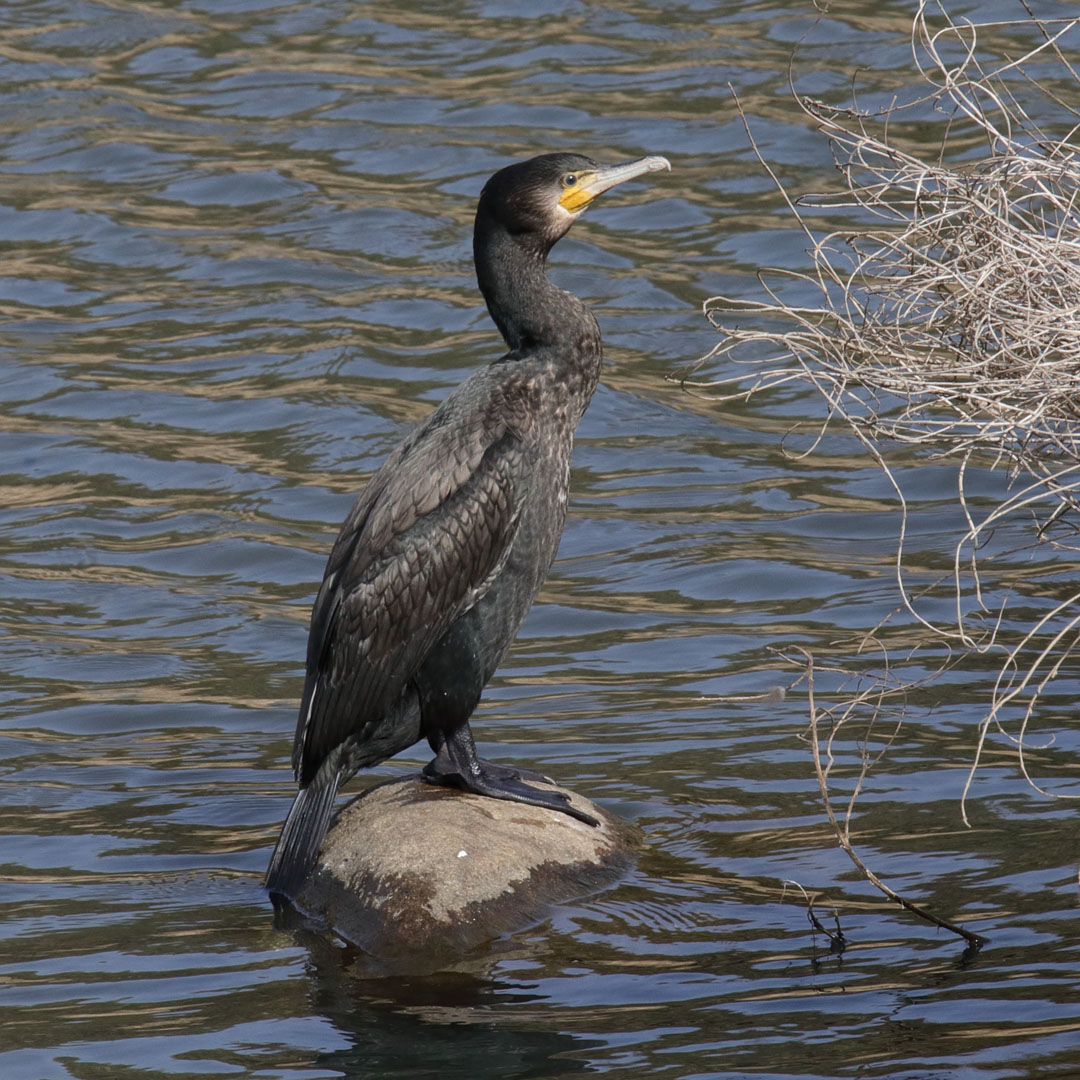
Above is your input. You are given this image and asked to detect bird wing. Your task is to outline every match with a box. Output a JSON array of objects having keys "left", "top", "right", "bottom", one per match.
[{"left": 291, "top": 405, "right": 535, "bottom": 785}]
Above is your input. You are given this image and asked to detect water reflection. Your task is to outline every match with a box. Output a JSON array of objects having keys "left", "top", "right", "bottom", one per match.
[
  {"left": 304, "top": 937, "right": 598, "bottom": 1080},
  {"left": 3, "top": 0, "right": 1080, "bottom": 1078}
]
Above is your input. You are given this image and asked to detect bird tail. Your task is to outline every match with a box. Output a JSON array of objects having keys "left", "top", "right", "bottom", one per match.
[{"left": 265, "top": 765, "right": 342, "bottom": 902}]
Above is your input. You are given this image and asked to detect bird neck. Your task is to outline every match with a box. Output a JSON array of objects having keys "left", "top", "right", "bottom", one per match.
[{"left": 473, "top": 223, "right": 602, "bottom": 360}]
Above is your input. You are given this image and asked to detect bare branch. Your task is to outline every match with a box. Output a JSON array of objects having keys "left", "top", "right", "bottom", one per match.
[
  {"left": 800, "top": 649, "right": 989, "bottom": 949},
  {"left": 682, "top": 1, "right": 1080, "bottom": 815}
]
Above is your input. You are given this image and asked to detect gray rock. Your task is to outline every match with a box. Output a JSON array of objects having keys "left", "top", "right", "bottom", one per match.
[{"left": 295, "top": 774, "right": 638, "bottom": 958}]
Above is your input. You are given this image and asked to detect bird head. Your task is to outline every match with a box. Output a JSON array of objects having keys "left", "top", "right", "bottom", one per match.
[{"left": 476, "top": 152, "right": 671, "bottom": 254}]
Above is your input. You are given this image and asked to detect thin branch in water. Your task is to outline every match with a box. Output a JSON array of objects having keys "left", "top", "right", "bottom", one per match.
[
  {"left": 783, "top": 879, "right": 848, "bottom": 953},
  {"left": 798, "top": 647, "right": 990, "bottom": 949}
]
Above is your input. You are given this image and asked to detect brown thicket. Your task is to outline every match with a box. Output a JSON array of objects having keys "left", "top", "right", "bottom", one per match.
[{"left": 686, "top": 1, "right": 1080, "bottom": 944}]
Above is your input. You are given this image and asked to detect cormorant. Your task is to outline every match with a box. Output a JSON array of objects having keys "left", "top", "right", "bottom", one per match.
[{"left": 266, "top": 152, "right": 671, "bottom": 901}]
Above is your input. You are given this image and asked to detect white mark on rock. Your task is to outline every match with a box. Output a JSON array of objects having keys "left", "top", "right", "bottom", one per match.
[{"left": 457, "top": 850, "right": 468, "bottom": 858}]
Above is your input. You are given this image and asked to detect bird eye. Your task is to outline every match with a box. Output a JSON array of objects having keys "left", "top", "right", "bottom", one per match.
[{"left": 561, "top": 173, "right": 578, "bottom": 188}]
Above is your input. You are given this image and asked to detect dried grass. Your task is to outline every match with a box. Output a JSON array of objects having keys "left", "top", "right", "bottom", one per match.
[{"left": 683, "top": 0, "right": 1080, "bottom": 824}]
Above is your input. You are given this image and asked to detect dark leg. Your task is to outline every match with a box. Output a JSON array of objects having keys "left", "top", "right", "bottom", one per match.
[
  {"left": 426, "top": 741, "right": 554, "bottom": 786},
  {"left": 423, "top": 722, "right": 599, "bottom": 827},
  {"left": 414, "top": 614, "right": 599, "bottom": 827}
]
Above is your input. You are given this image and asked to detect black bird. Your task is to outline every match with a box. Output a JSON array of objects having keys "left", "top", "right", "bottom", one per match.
[{"left": 266, "top": 152, "right": 670, "bottom": 900}]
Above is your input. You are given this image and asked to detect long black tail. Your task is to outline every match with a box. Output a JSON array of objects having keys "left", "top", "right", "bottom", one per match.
[{"left": 265, "top": 764, "right": 342, "bottom": 902}]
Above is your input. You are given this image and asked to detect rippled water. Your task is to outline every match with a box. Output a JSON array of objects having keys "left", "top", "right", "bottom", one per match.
[{"left": 3, "top": 1, "right": 1079, "bottom": 1078}]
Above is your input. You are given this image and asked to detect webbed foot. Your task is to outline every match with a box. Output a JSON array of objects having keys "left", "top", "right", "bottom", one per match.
[
  {"left": 456, "top": 757, "right": 553, "bottom": 785},
  {"left": 422, "top": 726, "right": 599, "bottom": 827}
]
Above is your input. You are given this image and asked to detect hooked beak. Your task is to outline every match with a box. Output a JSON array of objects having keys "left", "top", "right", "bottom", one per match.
[{"left": 558, "top": 155, "right": 671, "bottom": 214}]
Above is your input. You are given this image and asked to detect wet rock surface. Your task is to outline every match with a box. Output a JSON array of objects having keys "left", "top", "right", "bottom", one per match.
[{"left": 295, "top": 775, "right": 639, "bottom": 957}]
